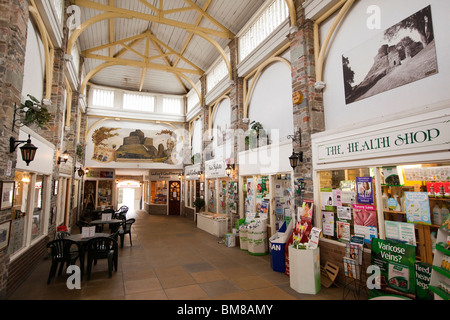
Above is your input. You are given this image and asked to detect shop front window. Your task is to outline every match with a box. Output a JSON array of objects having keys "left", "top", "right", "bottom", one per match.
[
  {"left": 218, "top": 180, "right": 228, "bottom": 214},
  {"left": 319, "top": 168, "right": 374, "bottom": 247},
  {"left": 380, "top": 163, "right": 450, "bottom": 263},
  {"left": 318, "top": 163, "right": 449, "bottom": 263},
  {"left": 9, "top": 171, "right": 29, "bottom": 255},
  {"left": 208, "top": 180, "right": 216, "bottom": 213},
  {"left": 151, "top": 181, "right": 167, "bottom": 204},
  {"left": 31, "top": 175, "right": 45, "bottom": 241},
  {"left": 187, "top": 180, "right": 192, "bottom": 207}
]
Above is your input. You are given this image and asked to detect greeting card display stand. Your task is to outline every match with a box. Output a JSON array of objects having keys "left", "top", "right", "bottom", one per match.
[{"left": 342, "top": 242, "right": 367, "bottom": 300}]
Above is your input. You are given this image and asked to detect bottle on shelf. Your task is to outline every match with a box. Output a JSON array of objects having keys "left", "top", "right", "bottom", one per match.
[
  {"left": 394, "top": 195, "right": 401, "bottom": 211},
  {"left": 433, "top": 204, "right": 442, "bottom": 225},
  {"left": 382, "top": 192, "right": 388, "bottom": 210},
  {"left": 440, "top": 203, "right": 449, "bottom": 225}
]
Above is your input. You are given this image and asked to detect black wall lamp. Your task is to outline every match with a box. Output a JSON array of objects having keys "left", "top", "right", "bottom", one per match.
[
  {"left": 287, "top": 128, "right": 303, "bottom": 170},
  {"left": 226, "top": 164, "right": 235, "bottom": 177},
  {"left": 10, "top": 135, "right": 38, "bottom": 166},
  {"left": 74, "top": 166, "right": 85, "bottom": 177},
  {"left": 58, "top": 150, "right": 69, "bottom": 164}
]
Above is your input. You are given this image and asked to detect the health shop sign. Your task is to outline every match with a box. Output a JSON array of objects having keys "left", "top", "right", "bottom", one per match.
[
  {"left": 370, "top": 238, "right": 416, "bottom": 299},
  {"left": 316, "top": 116, "right": 449, "bottom": 164}
]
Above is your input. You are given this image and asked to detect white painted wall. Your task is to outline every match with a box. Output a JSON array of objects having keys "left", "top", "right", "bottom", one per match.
[
  {"left": 320, "top": 0, "right": 450, "bottom": 132},
  {"left": 212, "top": 98, "right": 232, "bottom": 160},
  {"left": 22, "top": 19, "right": 45, "bottom": 102},
  {"left": 248, "top": 61, "right": 293, "bottom": 142},
  {"left": 191, "top": 118, "right": 202, "bottom": 157}
]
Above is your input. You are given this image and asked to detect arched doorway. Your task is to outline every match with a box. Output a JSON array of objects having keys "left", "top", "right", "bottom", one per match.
[{"left": 117, "top": 180, "right": 141, "bottom": 211}]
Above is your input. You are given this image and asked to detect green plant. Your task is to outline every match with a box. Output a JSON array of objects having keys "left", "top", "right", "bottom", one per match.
[
  {"left": 193, "top": 197, "right": 205, "bottom": 212},
  {"left": 76, "top": 143, "right": 85, "bottom": 160},
  {"left": 245, "top": 121, "right": 264, "bottom": 148},
  {"left": 18, "top": 95, "right": 51, "bottom": 128},
  {"left": 250, "top": 121, "right": 263, "bottom": 134}
]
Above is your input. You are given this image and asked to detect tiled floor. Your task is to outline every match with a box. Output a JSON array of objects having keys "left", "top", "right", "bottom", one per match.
[{"left": 8, "top": 210, "right": 365, "bottom": 300}]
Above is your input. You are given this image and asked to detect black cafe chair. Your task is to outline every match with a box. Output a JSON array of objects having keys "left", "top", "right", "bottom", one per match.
[
  {"left": 85, "top": 237, "right": 118, "bottom": 280},
  {"left": 119, "top": 218, "right": 135, "bottom": 248},
  {"left": 114, "top": 205, "right": 129, "bottom": 220},
  {"left": 55, "top": 231, "right": 71, "bottom": 239},
  {"left": 46, "top": 239, "right": 82, "bottom": 284}
]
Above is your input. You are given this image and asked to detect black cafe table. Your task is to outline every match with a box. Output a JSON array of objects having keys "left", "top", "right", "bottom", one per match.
[
  {"left": 67, "top": 232, "right": 111, "bottom": 243},
  {"left": 90, "top": 219, "right": 123, "bottom": 232},
  {"left": 66, "top": 232, "right": 112, "bottom": 279}
]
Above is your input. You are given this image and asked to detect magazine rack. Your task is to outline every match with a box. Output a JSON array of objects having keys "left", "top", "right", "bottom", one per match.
[{"left": 342, "top": 243, "right": 367, "bottom": 300}]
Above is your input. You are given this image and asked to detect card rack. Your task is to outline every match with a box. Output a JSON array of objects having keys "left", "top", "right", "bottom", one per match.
[{"left": 342, "top": 243, "right": 367, "bottom": 299}]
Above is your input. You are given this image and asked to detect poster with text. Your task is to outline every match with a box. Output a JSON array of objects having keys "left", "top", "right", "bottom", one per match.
[
  {"left": 353, "top": 204, "right": 377, "bottom": 243},
  {"left": 323, "top": 212, "right": 335, "bottom": 237},
  {"left": 356, "top": 177, "right": 373, "bottom": 204},
  {"left": 320, "top": 188, "right": 334, "bottom": 211},
  {"left": 404, "top": 192, "right": 431, "bottom": 225},
  {"left": 370, "top": 238, "right": 416, "bottom": 299},
  {"left": 337, "top": 221, "right": 351, "bottom": 242},
  {"left": 385, "top": 220, "right": 416, "bottom": 246}
]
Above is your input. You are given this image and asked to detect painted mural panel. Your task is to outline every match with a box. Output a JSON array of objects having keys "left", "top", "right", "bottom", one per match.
[{"left": 90, "top": 126, "right": 179, "bottom": 165}]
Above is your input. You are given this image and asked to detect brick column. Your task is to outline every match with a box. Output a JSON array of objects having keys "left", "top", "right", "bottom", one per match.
[
  {"left": 290, "top": 3, "right": 325, "bottom": 201},
  {"left": 0, "top": 0, "right": 29, "bottom": 299},
  {"left": 228, "top": 37, "right": 244, "bottom": 226}
]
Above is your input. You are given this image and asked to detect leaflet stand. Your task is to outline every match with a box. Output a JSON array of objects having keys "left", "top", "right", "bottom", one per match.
[{"left": 342, "top": 242, "right": 367, "bottom": 300}]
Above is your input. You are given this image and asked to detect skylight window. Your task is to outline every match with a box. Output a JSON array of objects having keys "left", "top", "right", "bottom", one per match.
[
  {"left": 163, "top": 97, "right": 183, "bottom": 114},
  {"left": 239, "top": 0, "right": 289, "bottom": 62},
  {"left": 123, "top": 93, "right": 155, "bottom": 112},
  {"left": 91, "top": 88, "right": 114, "bottom": 108}
]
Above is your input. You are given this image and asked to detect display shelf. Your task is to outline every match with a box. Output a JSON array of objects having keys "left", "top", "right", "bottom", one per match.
[
  {"left": 429, "top": 285, "right": 450, "bottom": 300},
  {"left": 432, "top": 265, "right": 450, "bottom": 278},
  {"left": 436, "top": 242, "right": 450, "bottom": 256},
  {"left": 429, "top": 227, "right": 449, "bottom": 300}
]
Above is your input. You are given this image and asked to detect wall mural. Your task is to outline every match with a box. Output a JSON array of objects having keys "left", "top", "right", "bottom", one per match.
[
  {"left": 91, "top": 126, "right": 178, "bottom": 164},
  {"left": 343, "top": 5, "right": 438, "bottom": 104}
]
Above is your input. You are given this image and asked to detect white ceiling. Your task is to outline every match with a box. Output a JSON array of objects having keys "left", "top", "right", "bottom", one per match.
[{"left": 75, "top": 0, "right": 265, "bottom": 95}]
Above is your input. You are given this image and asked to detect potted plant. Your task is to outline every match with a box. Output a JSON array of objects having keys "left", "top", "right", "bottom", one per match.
[
  {"left": 76, "top": 143, "right": 85, "bottom": 161},
  {"left": 193, "top": 197, "right": 205, "bottom": 212},
  {"left": 245, "top": 121, "right": 265, "bottom": 149},
  {"left": 18, "top": 95, "right": 51, "bottom": 128}
]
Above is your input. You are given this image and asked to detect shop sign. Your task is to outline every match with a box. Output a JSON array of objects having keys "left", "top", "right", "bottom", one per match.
[
  {"left": 205, "top": 159, "right": 226, "bottom": 178},
  {"left": 185, "top": 164, "right": 201, "bottom": 179},
  {"left": 150, "top": 170, "right": 179, "bottom": 180},
  {"left": 316, "top": 117, "right": 449, "bottom": 164}
]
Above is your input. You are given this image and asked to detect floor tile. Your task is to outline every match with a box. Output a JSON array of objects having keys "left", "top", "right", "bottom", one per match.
[
  {"left": 199, "top": 279, "right": 242, "bottom": 297},
  {"left": 164, "top": 284, "right": 209, "bottom": 300},
  {"left": 7, "top": 210, "right": 361, "bottom": 301}
]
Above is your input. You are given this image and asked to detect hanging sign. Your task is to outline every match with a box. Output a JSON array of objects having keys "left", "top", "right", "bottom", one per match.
[
  {"left": 205, "top": 159, "right": 226, "bottom": 178},
  {"left": 185, "top": 164, "right": 201, "bottom": 179}
]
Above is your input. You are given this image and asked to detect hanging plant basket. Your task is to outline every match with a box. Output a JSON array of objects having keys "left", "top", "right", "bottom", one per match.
[{"left": 16, "top": 95, "right": 51, "bottom": 129}]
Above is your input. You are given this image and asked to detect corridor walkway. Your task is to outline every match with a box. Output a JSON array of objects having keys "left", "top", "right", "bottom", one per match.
[{"left": 8, "top": 210, "right": 356, "bottom": 300}]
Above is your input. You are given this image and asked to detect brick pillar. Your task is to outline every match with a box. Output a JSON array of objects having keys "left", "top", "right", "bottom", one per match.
[
  {"left": 228, "top": 37, "right": 245, "bottom": 226},
  {"left": 290, "top": 3, "right": 325, "bottom": 201},
  {"left": 0, "top": 0, "right": 29, "bottom": 299},
  {"left": 199, "top": 74, "right": 207, "bottom": 198}
]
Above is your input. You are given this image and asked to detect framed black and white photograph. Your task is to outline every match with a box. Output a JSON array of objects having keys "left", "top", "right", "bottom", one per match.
[
  {"left": 0, "top": 220, "right": 12, "bottom": 251},
  {"left": 0, "top": 181, "right": 15, "bottom": 210},
  {"left": 343, "top": 5, "right": 438, "bottom": 104}
]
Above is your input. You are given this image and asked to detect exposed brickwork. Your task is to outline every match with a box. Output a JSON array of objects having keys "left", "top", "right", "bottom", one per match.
[
  {"left": 0, "top": 0, "right": 29, "bottom": 299},
  {"left": 6, "top": 237, "right": 47, "bottom": 297}
]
